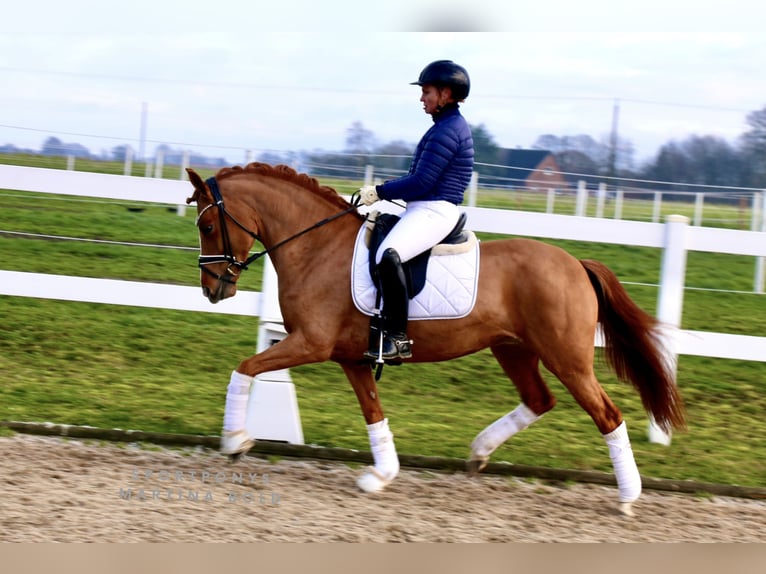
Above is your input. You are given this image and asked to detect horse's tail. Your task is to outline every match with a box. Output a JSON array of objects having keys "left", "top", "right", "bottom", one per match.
[{"left": 581, "top": 259, "right": 686, "bottom": 433}]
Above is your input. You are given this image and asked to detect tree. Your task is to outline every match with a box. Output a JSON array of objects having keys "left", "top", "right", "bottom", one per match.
[
  {"left": 554, "top": 149, "right": 599, "bottom": 176},
  {"left": 345, "top": 121, "right": 375, "bottom": 155},
  {"left": 470, "top": 123, "right": 500, "bottom": 165},
  {"left": 41, "top": 137, "right": 66, "bottom": 156},
  {"left": 740, "top": 105, "right": 766, "bottom": 187},
  {"left": 646, "top": 142, "right": 693, "bottom": 188},
  {"left": 373, "top": 140, "right": 413, "bottom": 174},
  {"left": 642, "top": 135, "right": 744, "bottom": 191},
  {"left": 257, "top": 151, "right": 288, "bottom": 165},
  {"left": 532, "top": 133, "right": 634, "bottom": 175},
  {"left": 40, "top": 137, "right": 91, "bottom": 158},
  {"left": 111, "top": 145, "right": 134, "bottom": 162},
  {"left": 682, "top": 136, "right": 742, "bottom": 187}
]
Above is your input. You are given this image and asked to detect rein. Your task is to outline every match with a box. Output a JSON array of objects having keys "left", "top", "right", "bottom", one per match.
[{"left": 197, "top": 176, "right": 361, "bottom": 283}]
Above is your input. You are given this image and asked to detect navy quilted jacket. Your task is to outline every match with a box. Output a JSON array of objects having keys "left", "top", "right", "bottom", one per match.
[{"left": 376, "top": 104, "right": 474, "bottom": 204}]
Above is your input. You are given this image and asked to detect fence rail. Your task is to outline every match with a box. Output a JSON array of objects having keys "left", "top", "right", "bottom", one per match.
[{"left": 1, "top": 164, "right": 765, "bottom": 364}]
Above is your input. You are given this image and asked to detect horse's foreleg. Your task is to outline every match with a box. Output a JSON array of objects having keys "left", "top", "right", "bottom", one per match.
[
  {"left": 220, "top": 332, "right": 333, "bottom": 458},
  {"left": 220, "top": 370, "right": 256, "bottom": 456},
  {"left": 341, "top": 362, "right": 400, "bottom": 493}
]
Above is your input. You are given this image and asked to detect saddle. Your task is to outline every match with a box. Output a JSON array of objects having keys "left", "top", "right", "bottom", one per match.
[{"left": 366, "top": 211, "right": 471, "bottom": 298}]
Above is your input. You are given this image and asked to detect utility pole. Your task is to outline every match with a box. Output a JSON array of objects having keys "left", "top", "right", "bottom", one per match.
[
  {"left": 607, "top": 99, "right": 620, "bottom": 181},
  {"left": 139, "top": 102, "right": 148, "bottom": 162}
]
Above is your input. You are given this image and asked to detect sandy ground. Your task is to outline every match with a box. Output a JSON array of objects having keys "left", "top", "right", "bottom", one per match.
[{"left": 0, "top": 434, "right": 764, "bottom": 543}]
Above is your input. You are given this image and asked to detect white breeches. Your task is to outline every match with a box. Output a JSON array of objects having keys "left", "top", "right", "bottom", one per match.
[{"left": 375, "top": 200, "right": 460, "bottom": 264}]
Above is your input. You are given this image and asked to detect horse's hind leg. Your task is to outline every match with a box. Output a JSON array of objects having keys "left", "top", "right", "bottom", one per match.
[
  {"left": 541, "top": 349, "right": 641, "bottom": 516},
  {"left": 469, "top": 344, "right": 557, "bottom": 474}
]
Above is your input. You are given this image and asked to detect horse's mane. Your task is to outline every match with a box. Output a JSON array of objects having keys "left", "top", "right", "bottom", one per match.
[{"left": 215, "top": 162, "right": 362, "bottom": 218}]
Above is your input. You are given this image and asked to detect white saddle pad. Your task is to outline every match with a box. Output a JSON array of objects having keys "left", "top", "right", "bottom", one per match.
[{"left": 350, "top": 224, "right": 480, "bottom": 320}]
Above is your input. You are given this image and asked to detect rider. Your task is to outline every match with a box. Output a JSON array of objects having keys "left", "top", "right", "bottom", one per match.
[{"left": 358, "top": 60, "right": 474, "bottom": 361}]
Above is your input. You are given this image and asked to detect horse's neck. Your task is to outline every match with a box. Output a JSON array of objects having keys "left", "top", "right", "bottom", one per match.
[{"left": 244, "top": 179, "right": 358, "bottom": 268}]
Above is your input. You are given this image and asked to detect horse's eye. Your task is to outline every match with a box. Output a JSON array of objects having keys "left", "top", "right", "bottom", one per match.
[{"left": 202, "top": 224, "right": 214, "bottom": 235}]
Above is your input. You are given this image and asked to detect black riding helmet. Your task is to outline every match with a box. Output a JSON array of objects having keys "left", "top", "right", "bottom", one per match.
[{"left": 411, "top": 60, "right": 470, "bottom": 101}]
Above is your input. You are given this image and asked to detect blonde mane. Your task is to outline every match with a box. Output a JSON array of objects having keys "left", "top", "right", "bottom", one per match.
[{"left": 215, "top": 162, "right": 361, "bottom": 217}]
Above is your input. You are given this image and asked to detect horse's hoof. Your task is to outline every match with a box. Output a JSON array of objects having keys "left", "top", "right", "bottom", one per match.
[
  {"left": 220, "top": 430, "right": 254, "bottom": 458},
  {"left": 357, "top": 467, "right": 392, "bottom": 493},
  {"left": 618, "top": 502, "right": 635, "bottom": 517},
  {"left": 466, "top": 456, "right": 488, "bottom": 476}
]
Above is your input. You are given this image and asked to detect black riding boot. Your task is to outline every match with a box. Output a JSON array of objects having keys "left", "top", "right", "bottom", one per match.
[{"left": 364, "top": 248, "right": 412, "bottom": 361}]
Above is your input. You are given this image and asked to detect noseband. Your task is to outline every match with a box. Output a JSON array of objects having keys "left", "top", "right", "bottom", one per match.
[
  {"left": 197, "top": 176, "right": 360, "bottom": 284},
  {"left": 196, "top": 177, "right": 263, "bottom": 284}
]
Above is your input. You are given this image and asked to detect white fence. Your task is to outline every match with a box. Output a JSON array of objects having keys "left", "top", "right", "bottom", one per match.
[
  {"left": 2, "top": 165, "right": 766, "bottom": 443},
  {"left": 1, "top": 164, "right": 765, "bottom": 360}
]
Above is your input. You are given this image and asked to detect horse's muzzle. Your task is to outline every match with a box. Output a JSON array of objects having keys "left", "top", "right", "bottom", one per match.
[{"left": 202, "top": 279, "right": 236, "bottom": 304}]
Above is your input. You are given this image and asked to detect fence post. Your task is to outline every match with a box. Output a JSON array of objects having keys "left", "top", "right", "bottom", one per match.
[
  {"left": 650, "top": 214, "right": 690, "bottom": 445},
  {"left": 66, "top": 155, "right": 75, "bottom": 171},
  {"left": 613, "top": 189, "right": 623, "bottom": 220},
  {"left": 154, "top": 149, "right": 164, "bottom": 179},
  {"left": 245, "top": 256, "right": 304, "bottom": 444},
  {"left": 596, "top": 182, "right": 606, "bottom": 218},
  {"left": 755, "top": 191, "right": 766, "bottom": 293},
  {"left": 364, "top": 164, "right": 374, "bottom": 186},
  {"left": 467, "top": 171, "right": 478, "bottom": 207},
  {"left": 123, "top": 147, "right": 133, "bottom": 176},
  {"left": 575, "top": 180, "right": 588, "bottom": 217},
  {"left": 652, "top": 191, "right": 662, "bottom": 223},
  {"left": 174, "top": 151, "right": 190, "bottom": 216},
  {"left": 546, "top": 188, "right": 555, "bottom": 214},
  {"left": 180, "top": 150, "right": 190, "bottom": 180},
  {"left": 693, "top": 192, "right": 704, "bottom": 226}
]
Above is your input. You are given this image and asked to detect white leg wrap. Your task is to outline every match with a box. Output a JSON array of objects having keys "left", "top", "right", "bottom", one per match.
[
  {"left": 223, "top": 370, "right": 253, "bottom": 432},
  {"left": 471, "top": 403, "right": 542, "bottom": 459},
  {"left": 357, "top": 418, "right": 399, "bottom": 493},
  {"left": 603, "top": 421, "right": 642, "bottom": 503}
]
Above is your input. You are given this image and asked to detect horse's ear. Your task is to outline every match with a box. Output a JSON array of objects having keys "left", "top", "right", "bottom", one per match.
[{"left": 186, "top": 168, "right": 210, "bottom": 204}]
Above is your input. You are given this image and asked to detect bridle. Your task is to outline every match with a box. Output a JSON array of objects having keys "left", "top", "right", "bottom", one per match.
[{"left": 196, "top": 176, "right": 360, "bottom": 284}]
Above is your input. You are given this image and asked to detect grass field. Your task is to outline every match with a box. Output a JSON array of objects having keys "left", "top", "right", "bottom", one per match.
[{"left": 1, "top": 155, "right": 764, "bottom": 488}]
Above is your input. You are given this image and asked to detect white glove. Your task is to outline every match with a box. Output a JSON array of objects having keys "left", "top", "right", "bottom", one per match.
[{"left": 359, "top": 185, "right": 380, "bottom": 206}]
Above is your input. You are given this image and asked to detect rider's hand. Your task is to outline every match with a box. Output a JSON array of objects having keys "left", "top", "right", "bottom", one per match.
[{"left": 358, "top": 185, "right": 380, "bottom": 206}]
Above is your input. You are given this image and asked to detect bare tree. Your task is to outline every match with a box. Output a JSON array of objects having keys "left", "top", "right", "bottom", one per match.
[{"left": 740, "top": 106, "right": 766, "bottom": 187}]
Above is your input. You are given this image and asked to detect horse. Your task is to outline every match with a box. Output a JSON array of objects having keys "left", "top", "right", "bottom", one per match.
[{"left": 185, "top": 162, "right": 685, "bottom": 517}]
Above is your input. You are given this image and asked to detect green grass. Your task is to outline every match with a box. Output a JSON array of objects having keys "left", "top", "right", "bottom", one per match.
[{"left": 1, "top": 155, "right": 765, "bottom": 488}]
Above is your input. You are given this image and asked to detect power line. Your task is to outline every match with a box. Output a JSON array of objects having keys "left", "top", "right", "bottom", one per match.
[
  {"left": 0, "top": 65, "right": 755, "bottom": 113},
  {"left": 0, "top": 66, "right": 398, "bottom": 96}
]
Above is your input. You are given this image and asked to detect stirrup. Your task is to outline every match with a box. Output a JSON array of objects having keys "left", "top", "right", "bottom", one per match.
[
  {"left": 363, "top": 335, "right": 412, "bottom": 362},
  {"left": 388, "top": 337, "right": 412, "bottom": 359}
]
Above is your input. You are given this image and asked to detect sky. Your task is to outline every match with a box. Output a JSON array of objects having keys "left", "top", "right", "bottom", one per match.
[{"left": 2, "top": 1, "right": 766, "bottom": 168}]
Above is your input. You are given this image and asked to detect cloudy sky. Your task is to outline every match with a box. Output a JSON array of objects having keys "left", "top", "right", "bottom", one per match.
[{"left": 2, "top": 1, "right": 765, "bottom": 167}]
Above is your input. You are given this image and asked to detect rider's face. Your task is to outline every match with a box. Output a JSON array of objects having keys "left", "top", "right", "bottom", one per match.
[{"left": 420, "top": 84, "right": 452, "bottom": 115}]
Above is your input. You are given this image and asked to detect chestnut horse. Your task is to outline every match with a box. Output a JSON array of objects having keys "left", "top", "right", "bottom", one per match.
[{"left": 185, "top": 162, "right": 685, "bottom": 517}]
